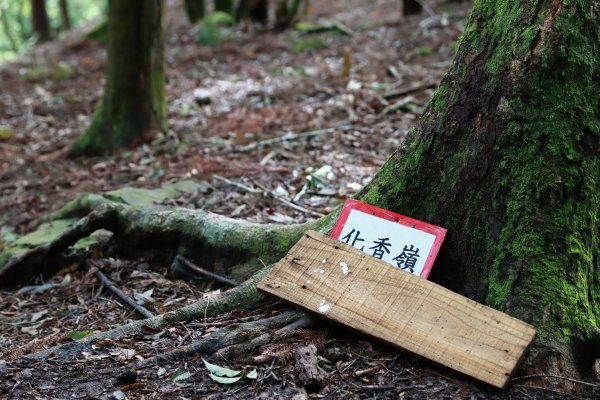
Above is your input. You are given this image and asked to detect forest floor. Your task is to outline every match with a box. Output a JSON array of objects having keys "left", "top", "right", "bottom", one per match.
[{"left": 0, "top": 0, "right": 597, "bottom": 399}]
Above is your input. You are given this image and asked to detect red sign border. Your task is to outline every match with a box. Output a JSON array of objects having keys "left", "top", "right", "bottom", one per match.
[{"left": 331, "top": 199, "right": 447, "bottom": 279}]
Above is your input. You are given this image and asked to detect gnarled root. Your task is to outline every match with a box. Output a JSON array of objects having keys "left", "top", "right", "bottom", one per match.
[
  {"left": 141, "top": 310, "right": 318, "bottom": 367},
  {"left": 1, "top": 198, "right": 313, "bottom": 287},
  {"left": 24, "top": 266, "right": 273, "bottom": 360}
]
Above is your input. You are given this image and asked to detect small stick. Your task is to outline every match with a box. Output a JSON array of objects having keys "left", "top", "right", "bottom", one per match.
[
  {"left": 83, "top": 259, "right": 154, "bottom": 319},
  {"left": 511, "top": 374, "right": 600, "bottom": 388},
  {"left": 174, "top": 255, "right": 238, "bottom": 287},
  {"left": 359, "top": 384, "right": 396, "bottom": 391},
  {"left": 376, "top": 96, "right": 417, "bottom": 119},
  {"left": 232, "top": 123, "right": 355, "bottom": 154},
  {"left": 213, "top": 175, "right": 325, "bottom": 218},
  {"left": 251, "top": 179, "right": 326, "bottom": 217},
  {"left": 382, "top": 80, "right": 436, "bottom": 99}
]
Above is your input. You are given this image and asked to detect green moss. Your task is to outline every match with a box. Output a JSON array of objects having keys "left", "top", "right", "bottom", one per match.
[{"left": 359, "top": 0, "right": 600, "bottom": 351}]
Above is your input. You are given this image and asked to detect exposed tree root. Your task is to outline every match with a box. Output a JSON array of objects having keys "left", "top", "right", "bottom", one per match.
[
  {"left": 0, "top": 197, "right": 315, "bottom": 287},
  {"left": 140, "top": 310, "right": 318, "bottom": 367},
  {"left": 24, "top": 266, "right": 273, "bottom": 361}
]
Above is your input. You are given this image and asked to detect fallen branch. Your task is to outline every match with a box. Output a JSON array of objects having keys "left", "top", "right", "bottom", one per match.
[
  {"left": 140, "top": 310, "right": 314, "bottom": 366},
  {"left": 24, "top": 266, "right": 273, "bottom": 361},
  {"left": 214, "top": 174, "right": 325, "bottom": 218},
  {"left": 382, "top": 80, "right": 437, "bottom": 99},
  {"left": 376, "top": 96, "right": 418, "bottom": 119},
  {"left": 511, "top": 374, "right": 600, "bottom": 388},
  {"left": 84, "top": 258, "right": 155, "bottom": 319},
  {"left": 174, "top": 255, "right": 238, "bottom": 287},
  {"left": 231, "top": 123, "right": 355, "bottom": 154}
]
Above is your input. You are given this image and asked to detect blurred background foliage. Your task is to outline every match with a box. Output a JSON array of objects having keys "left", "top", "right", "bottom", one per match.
[{"left": 0, "top": 0, "right": 107, "bottom": 61}]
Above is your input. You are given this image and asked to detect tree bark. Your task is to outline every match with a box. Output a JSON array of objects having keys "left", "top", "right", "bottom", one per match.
[
  {"left": 359, "top": 0, "right": 600, "bottom": 379},
  {"left": 402, "top": 0, "right": 422, "bottom": 16},
  {"left": 30, "top": 0, "right": 52, "bottom": 44},
  {"left": 214, "top": 0, "right": 234, "bottom": 14},
  {"left": 183, "top": 0, "right": 205, "bottom": 23},
  {"left": 59, "top": 0, "right": 71, "bottom": 31},
  {"left": 70, "top": 0, "right": 167, "bottom": 156},
  {"left": 0, "top": 7, "right": 19, "bottom": 51}
]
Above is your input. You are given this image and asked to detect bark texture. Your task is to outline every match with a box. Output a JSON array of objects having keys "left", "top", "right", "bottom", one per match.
[
  {"left": 59, "top": 0, "right": 71, "bottom": 30},
  {"left": 359, "top": 0, "right": 600, "bottom": 377},
  {"left": 183, "top": 0, "right": 205, "bottom": 23},
  {"left": 71, "top": 0, "right": 167, "bottom": 156},
  {"left": 402, "top": 0, "right": 422, "bottom": 16},
  {"left": 31, "top": 0, "right": 52, "bottom": 43}
]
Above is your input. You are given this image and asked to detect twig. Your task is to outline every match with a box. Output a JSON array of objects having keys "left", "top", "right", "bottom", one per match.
[
  {"left": 360, "top": 384, "right": 396, "bottom": 391},
  {"left": 83, "top": 259, "right": 154, "bottom": 319},
  {"left": 382, "top": 80, "right": 437, "bottom": 99},
  {"left": 213, "top": 175, "right": 325, "bottom": 218},
  {"left": 511, "top": 374, "right": 600, "bottom": 388},
  {"left": 232, "top": 123, "right": 355, "bottom": 154},
  {"left": 174, "top": 255, "right": 238, "bottom": 287},
  {"left": 376, "top": 96, "right": 417, "bottom": 119},
  {"left": 513, "top": 384, "right": 565, "bottom": 396}
]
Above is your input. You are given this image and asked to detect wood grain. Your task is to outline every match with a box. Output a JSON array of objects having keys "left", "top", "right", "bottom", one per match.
[{"left": 257, "top": 231, "right": 536, "bottom": 388}]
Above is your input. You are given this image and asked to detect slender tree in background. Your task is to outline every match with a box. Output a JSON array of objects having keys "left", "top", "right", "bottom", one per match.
[
  {"left": 0, "top": 5, "right": 19, "bottom": 51},
  {"left": 402, "top": 0, "right": 422, "bottom": 16},
  {"left": 214, "top": 0, "right": 234, "bottom": 14},
  {"left": 59, "top": 0, "right": 71, "bottom": 31},
  {"left": 30, "top": 0, "right": 52, "bottom": 43},
  {"left": 70, "top": 0, "right": 167, "bottom": 156},
  {"left": 183, "top": 0, "right": 205, "bottom": 23}
]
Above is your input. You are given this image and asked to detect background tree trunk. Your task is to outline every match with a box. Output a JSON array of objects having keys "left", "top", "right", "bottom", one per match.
[
  {"left": 183, "top": 0, "right": 205, "bottom": 23},
  {"left": 30, "top": 0, "right": 52, "bottom": 43},
  {"left": 70, "top": 0, "right": 167, "bottom": 156},
  {"left": 59, "top": 0, "right": 71, "bottom": 31},
  {"left": 214, "top": 0, "right": 234, "bottom": 14},
  {"left": 402, "top": 0, "right": 422, "bottom": 16},
  {"left": 359, "top": 0, "right": 599, "bottom": 378}
]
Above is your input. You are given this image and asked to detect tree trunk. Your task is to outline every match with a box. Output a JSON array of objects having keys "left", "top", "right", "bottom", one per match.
[
  {"left": 59, "top": 0, "right": 71, "bottom": 31},
  {"left": 70, "top": 0, "right": 167, "bottom": 156},
  {"left": 359, "top": 0, "right": 600, "bottom": 379},
  {"left": 214, "top": 0, "right": 234, "bottom": 14},
  {"left": 236, "top": 0, "right": 268, "bottom": 23},
  {"left": 0, "top": 7, "right": 20, "bottom": 51},
  {"left": 30, "top": 0, "right": 52, "bottom": 44},
  {"left": 183, "top": 0, "right": 205, "bottom": 23},
  {"left": 402, "top": 0, "right": 422, "bottom": 16}
]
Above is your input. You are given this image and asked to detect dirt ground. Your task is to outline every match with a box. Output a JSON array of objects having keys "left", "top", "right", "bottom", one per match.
[{"left": 1, "top": 0, "right": 598, "bottom": 399}]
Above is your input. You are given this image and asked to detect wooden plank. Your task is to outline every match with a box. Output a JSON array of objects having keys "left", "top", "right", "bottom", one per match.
[{"left": 257, "top": 231, "right": 536, "bottom": 388}]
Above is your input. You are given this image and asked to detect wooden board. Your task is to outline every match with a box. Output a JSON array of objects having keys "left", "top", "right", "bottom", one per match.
[{"left": 257, "top": 231, "right": 536, "bottom": 388}]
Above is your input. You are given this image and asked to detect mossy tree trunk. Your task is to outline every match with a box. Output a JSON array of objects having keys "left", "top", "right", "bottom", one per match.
[
  {"left": 70, "top": 0, "right": 167, "bottom": 156},
  {"left": 183, "top": 0, "right": 205, "bottom": 23},
  {"left": 59, "top": 0, "right": 71, "bottom": 31},
  {"left": 30, "top": 0, "right": 52, "bottom": 44},
  {"left": 360, "top": 0, "right": 599, "bottom": 378}
]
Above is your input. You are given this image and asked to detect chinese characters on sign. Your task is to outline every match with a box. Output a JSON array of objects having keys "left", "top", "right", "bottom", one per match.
[{"left": 331, "top": 199, "right": 447, "bottom": 279}]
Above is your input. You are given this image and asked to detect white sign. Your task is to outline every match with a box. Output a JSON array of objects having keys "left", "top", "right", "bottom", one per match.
[{"left": 331, "top": 199, "right": 446, "bottom": 279}]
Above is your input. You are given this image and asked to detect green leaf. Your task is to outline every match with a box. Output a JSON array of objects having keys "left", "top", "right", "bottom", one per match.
[
  {"left": 245, "top": 369, "right": 258, "bottom": 379},
  {"left": 68, "top": 330, "right": 94, "bottom": 340},
  {"left": 202, "top": 358, "right": 241, "bottom": 377},
  {"left": 208, "top": 373, "right": 242, "bottom": 384}
]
